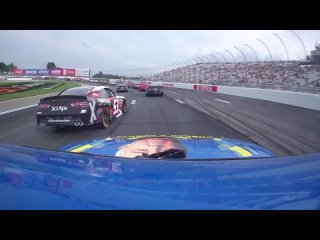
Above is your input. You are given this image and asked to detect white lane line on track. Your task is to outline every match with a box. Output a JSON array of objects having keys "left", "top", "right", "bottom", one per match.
[
  {"left": 215, "top": 99, "right": 231, "bottom": 104},
  {"left": 131, "top": 100, "right": 136, "bottom": 104},
  {"left": 175, "top": 99, "right": 184, "bottom": 104},
  {"left": 0, "top": 104, "right": 38, "bottom": 116}
]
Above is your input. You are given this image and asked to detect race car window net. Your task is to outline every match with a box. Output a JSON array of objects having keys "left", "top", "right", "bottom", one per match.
[
  {"left": 99, "top": 89, "right": 108, "bottom": 98},
  {"left": 105, "top": 89, "right": 115, "bottom": 97}
]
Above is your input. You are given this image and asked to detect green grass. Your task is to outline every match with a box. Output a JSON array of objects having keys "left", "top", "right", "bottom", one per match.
[{"left": 0, "top": 81, "right": 81, "bottom": 102}]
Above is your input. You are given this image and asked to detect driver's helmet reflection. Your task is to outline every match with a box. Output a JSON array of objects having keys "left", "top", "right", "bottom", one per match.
[{"left": 115, "top": 137, "right": 186, "bottom": 158}]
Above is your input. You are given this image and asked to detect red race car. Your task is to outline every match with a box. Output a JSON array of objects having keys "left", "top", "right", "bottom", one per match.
[
  {"left": 37, "top": 86, "right": 127, "bottom": 129},
  {"left": 138, "top": 83, "right": 149, "bottom": 91}
]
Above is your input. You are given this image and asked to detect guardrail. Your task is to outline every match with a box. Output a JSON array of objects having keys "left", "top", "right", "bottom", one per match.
[
  {"left": 120, "top": 79, "right": 320, "bottom": 111},
  {"left": 218, "top": 85, "right": 320, "bottom": 111},
  {"left": 6, "top": 77, "right": 33, "bottom": 81}
]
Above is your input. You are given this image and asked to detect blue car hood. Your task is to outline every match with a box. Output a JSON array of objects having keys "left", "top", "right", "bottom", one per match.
[
  {"left": 59, "top": 135, "right": 275, "bottom": 160},
  {"left": 0, "top": 137, "right": 320, "bottom": 209}
]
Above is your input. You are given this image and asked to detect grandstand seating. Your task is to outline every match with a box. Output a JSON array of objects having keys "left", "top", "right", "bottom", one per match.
[{"left": 149, "top": 62, "right": 320, "bottom": 93}]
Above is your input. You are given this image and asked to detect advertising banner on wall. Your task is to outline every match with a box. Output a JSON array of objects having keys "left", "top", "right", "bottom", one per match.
[
  {"left": 25, "top": 69, "right": 40, "bottom": 75},
  {"left": 14, "top": 68, "right": 90, "bottom": 77},
  {"left": 38, "top": 69, "right": 50, "bottom": 75},
  {"left": 193, "top": 84, "right": 217, "bottom": 92},
  {"left": 13, "top": 69, "right": 26, "bottom": 75},
  {"left": 75, "top": 69, "right": 90, "bottom": 77},
  {"left": 49, "top": 69, "right": 63, "bottom": 76},
  {"left": 62, "top": 69, "right": 76, "bottom": 76}
]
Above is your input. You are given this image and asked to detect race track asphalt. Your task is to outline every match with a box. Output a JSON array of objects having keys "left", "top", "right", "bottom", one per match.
[
  {"left": 165, "top": 88, "right": 320, "bottom": 156},
  {"left": 0, "top": 85, "right": 251, "bottom": 150},
  {"left": 1, "top": 82, "right": 319, "bottom": 156}
]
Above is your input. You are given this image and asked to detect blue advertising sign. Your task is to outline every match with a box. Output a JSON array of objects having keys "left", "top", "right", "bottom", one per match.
[
  {"left": 24, "top": 69, "right": 50, "bottom": 75},
  {"left": 38, "top": 69, "right": 50, "bottom": 75},
  {"left": 25, "top": 69, "right": 39, "bottom": 75}
]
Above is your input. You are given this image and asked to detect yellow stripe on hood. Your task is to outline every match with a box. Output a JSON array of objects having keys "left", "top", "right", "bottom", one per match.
[
  {"left": 70, "top": 144, "right": 93, "bottom": 153},
  {"left": 229, "top": 146, "right": 252, "bottom": 157}
]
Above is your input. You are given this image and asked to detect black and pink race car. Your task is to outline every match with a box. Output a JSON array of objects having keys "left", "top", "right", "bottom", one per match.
[{"left": 36, "top": 86, "right": 127, "bottom": 129}]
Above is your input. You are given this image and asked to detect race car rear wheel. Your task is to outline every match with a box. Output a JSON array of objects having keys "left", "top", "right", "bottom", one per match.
[
  {"left": 99, "top": 109, "right": 110, "bottom": 129},
  {"left": 122, "top": 101, "right": 127, "bottom": 113}
]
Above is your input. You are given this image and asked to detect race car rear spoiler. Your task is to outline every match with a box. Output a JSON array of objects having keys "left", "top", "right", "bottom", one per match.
[{"left": 40, "top": 95, "right": 88, "bottom": 103}]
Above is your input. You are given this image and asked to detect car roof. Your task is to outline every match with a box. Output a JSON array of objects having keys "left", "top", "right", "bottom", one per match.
[
  {"left": 59, "top": 86, "right": 94, "bottom": 96},
  {"left": 91, "top": 86, "right": 112, "bottom": 91}
]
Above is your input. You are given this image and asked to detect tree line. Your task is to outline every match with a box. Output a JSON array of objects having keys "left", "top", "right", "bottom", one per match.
[
  {"left": 0, "top": 62, "right": 17, "bottom": 73},
  {"left": 92, "top": 71, "right": 141, "bottom": 79},
  {"left": 0, "top": 61, "right": 58, "bottom": 73}
]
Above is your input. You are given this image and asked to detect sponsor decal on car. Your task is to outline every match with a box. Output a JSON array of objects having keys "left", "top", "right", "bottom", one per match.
[{"left": 51, "top": 106, "right": 68, "bottom": 112}]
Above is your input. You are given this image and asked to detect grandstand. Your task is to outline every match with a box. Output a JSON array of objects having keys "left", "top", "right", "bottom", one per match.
[
  {"left": 149, "top": 61, "right": 320, "bottom": 93},
  {"left": 101, "top": 31, "right": 320, "bottom": 93},
  {"left": 311, "top": 42, "right": 320, "bottom": 63},
  {"left": 140, "top": 31, "right": 320, "bottom": 94}
]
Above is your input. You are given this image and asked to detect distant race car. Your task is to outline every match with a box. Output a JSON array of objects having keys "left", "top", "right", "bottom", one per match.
[
  {"left": 116, "top": 84, "right": 128, "bottom": 92},
  {"left": 36, "top": 86, "right": 127, "bottom": 129},
  {"left": 139, "top": 83, "right": 149, "bottom": 91},
  {"left": 132, "top": 83, "right": 140, "bottom": 89},
  {"left": 145, "top": 85, "right": 164, "bottom": 96},
  {"left": 127, "top": 82, "right": 135, "bottom": 88}
]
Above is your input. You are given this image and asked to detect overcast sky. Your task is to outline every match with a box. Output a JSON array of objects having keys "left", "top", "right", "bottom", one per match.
[{"left": 0, "top": 30, "right": 318, "bottom": 74}]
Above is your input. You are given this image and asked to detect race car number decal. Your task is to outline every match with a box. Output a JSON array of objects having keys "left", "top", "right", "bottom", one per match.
[{"left": 113, "top": 98, "right": 123, "bottom": 118}]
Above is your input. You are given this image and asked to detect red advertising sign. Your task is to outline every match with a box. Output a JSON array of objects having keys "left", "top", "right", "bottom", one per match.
[
  {"left": 193, "top": 84, "right": 217, "bottom": 92},
  {"left": 62, "top": 69, "right": 75, "bottom": 76},
  {"left": 162, "top": 83, "right": 174, "bottom": 87},
  {"left": 13, "top": 69, "right": 25, "bottom": 75}
]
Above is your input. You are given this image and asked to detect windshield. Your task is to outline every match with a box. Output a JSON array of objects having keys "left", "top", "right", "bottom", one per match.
[
  {"left": 0, "top": 30, "right": 319, "bottom": 161},
  {"left": 59, "top": 87, "right": 93, "bottom": 96},
  {"left": 1, "top": 30, "right": 320, "bottom": 210}
]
